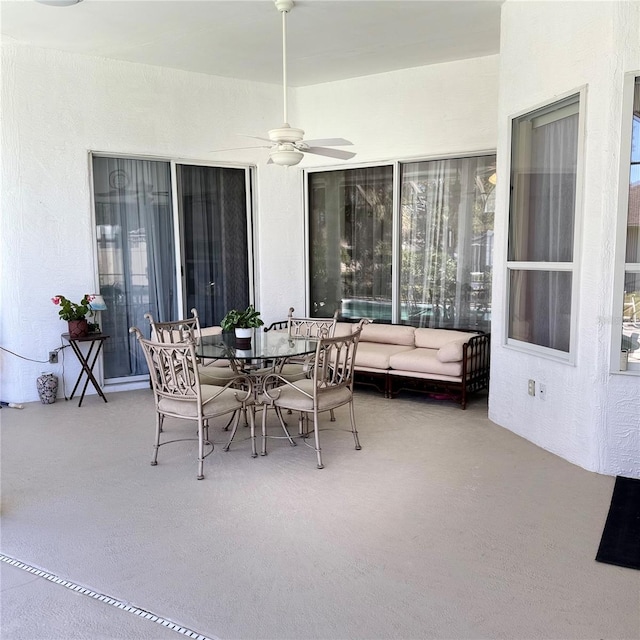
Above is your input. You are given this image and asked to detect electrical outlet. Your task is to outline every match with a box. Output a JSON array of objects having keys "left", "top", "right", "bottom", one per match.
[
  {"left": 49, "top": 351, "right": 58, "bottom": 364},
  {"left": 538, "top": 383, "right": 546, "bottom": 399},
  {"left": 528, "top": 379, "right": 535, "bottom": 396}
]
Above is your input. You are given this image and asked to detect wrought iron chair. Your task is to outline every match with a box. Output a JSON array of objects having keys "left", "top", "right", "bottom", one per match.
[
  {"left": 130, "top": 327, "right": 253, "bottom": 479},
  {"left": 143, "top": 310, "right": 251, "bottom": 446},
  {"left": 261, "top": 327, "right": 363, "bottom": 469},
  {"left": 275, "top": 307, "right": 338, "bottom": 382},
  {"left": 144, "top": 309, "right": 237, "bottom": 386}
]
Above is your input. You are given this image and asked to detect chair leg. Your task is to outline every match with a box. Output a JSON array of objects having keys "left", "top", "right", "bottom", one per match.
[
  {"left": 223, "top": 410, "right": 241, "bottom": 452},
  {"left": 261, "top": 403, "right": 268, "bottom": 456},
  {"left": 151, "top": 413, "right": 162, "bottom": 466},
  {"left": 349, "top": 400, "right": 361, "bottom": 450},
  {"left": 197, "top": 418, "right": 205, "bottom": 480},
  {"left": 330, "top": 408, "right": 336, "bottom": 422},
  {"left": 248, "top": 405, "right": 258, "bottom": 458},
  {"left": 222, "top": 411, "right": 236, "bottom": 431},
  {"left": 275, "top": 407, "right": 296, "bottom": 446},
  {"left": 312, "top": 409, "right": 324, "bottom": 469}
]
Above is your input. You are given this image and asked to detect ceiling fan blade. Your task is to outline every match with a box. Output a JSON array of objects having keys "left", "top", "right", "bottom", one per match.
[
  {"left": 302, "top": 138, "right": 353, "bottom": 147},
  {"left": 209, "top": 145, "right": 270, "bottom": 152},
  {"left": 241, "top": 134, "right": 275, "bottom": 143},
  {"left": 304, "top": 147, "right": 357, "bottom": 160}
]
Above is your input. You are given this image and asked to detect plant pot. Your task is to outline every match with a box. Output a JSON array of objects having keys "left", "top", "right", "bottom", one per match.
[
  {"left": 68, "top": 319, "right": 89, "bottom": 339},
  {"left": 235, "top": 327, "right": 252, "bottom": 349}
]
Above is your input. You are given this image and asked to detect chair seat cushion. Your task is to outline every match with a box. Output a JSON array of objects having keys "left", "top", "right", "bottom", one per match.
[
  {"left": 198, "top": 365, "right": 238, "bottom": 385},
  {"left": 273, "top": 379, "right": 352, "bottom": 412},
  {"left": 277, "top": 363, "right": 310, "bottom": 382},
  {"left": 158, "top": 385, "right": 244, "bottom": 418}
]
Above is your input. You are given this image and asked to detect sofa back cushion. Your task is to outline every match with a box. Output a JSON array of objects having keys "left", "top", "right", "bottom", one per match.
[
  {"left": 334, "top": 322, "right": 359, "bottom": 337},
  {"left": 436, "top": 339, "right": 467, "bottom": 363},
  {"left": 414, "top": 328, "right": 477, "bottom": 349},
  {"left": 361, "top": 323, "right": 415, "bottom": 346}
]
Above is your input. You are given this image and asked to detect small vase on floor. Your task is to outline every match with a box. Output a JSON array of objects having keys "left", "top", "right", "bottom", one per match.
[
  {"left": 68, "top": 319, "right": 88, "bottom": 339},
  {"left": 36, "top": 372, "right": 58, "bottom": 404}
]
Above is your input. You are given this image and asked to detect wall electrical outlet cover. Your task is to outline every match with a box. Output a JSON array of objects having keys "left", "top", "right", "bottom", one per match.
[
  {"left": 49, "top": 351, "right": 58, "bottom": 364},
  {"left": 528, "top": 379, "right": 535, "bottom": 396}
]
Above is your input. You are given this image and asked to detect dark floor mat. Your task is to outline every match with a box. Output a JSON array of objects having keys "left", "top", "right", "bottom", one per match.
[{"left": 596, "top": 475, "right": 640, "bottom": 570}]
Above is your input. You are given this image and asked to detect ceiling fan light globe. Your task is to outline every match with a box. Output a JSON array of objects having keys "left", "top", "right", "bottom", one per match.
[
  {"left": 35, "top": 0, "right": 83, "bottom": 5},
  {"left": 270, "top": 149, "right": 304, "bottom": 166}
]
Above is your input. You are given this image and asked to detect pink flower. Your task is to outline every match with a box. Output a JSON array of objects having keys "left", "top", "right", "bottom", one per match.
[{"left": 51, "top": 296, "right": 61, "bottom": 305}]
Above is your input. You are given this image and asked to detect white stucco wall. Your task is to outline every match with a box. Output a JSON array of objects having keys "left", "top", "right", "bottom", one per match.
[
  {"left": 0, "top": 43, "right": 305, "bottom": 403},
  {"left": 296, "top": 55, "right": 499, "bottom": 165},
  {"left": 1, "top": 46, "right": 499, "bottom": 404},
  {"left": 490, "top": 0, "right": 640, "bottom": 477}
]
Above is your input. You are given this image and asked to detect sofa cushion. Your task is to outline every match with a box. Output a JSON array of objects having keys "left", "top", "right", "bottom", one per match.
[
  {"left": 361, "top": 323, "right": 415, "bottom": 346},
  {"left": 355, "top": 342, "right": 415, "bottom": 369},
  {"left": 335, "top": 322, "right": 360, "bottom": 337},
  {"left": 414, "top": 328, "right": 477, "bottom": 349},
  {"left": 389, "top": 348, "right": 463, "bottom": 377},
  {"left": 436, "top": 339, "right": 466, "bottom": 363}
]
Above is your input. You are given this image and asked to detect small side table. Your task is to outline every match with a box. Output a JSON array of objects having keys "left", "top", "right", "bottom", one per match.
[{"left": 62, "top": 332, "right": 109, "bottom": 407}]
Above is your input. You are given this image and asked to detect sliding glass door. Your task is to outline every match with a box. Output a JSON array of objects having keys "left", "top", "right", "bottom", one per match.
[
  {"left": 177, "top": 165, "right": 250, "bottom": 327},
  {"left": 92, "top": 156, "right": 253, "bottom": 382}
]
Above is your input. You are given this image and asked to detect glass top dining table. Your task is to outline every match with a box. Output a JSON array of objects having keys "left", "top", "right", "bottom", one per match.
[{"left": 195, "top": 331, "right": 318, "bottom": 364}]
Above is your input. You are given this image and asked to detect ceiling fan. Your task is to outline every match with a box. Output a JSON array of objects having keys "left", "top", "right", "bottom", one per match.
[{"left": 216, "top": 0, "right": 356, "bottom": 167}]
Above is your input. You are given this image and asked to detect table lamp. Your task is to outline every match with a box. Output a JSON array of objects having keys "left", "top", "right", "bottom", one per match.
[{"left": 88, "top": 294, "right": 107, "bottom": 332}]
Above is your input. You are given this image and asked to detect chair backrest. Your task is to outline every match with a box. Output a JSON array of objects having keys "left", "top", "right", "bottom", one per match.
[
  {"left": 130, "top": 326, "right": 203, "bottom": 408},
  {"left": 287, "top": 307, "right": 338, "bottom": 339},
  {"left": 312, "top": 328, "right": 362, "bottom": 393},
  {"left": 145, "top": 308, "right": 202, "bottom": 343}
]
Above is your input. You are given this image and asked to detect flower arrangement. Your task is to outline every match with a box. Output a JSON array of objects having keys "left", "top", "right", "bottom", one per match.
[
  {"left": 51, "top": 295, "right": 92, "bottom": 321},
  {"left": 220, "top": 305, "right": 264, "bottom": 331}
]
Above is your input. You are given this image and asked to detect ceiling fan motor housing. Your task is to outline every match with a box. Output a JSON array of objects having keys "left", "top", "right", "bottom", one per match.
[
  {"left": 275, "top": 0, "right": 294, "bottom": 13},
  {"left": 268, "top": 126, "right": 305, "bottom": 143}
]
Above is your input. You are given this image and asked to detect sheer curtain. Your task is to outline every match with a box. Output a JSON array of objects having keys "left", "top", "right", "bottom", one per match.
[
  {"left": 177, "top": 165, "right": 249, "bottom": 327},
  {"left": 93, "top": 157, "right": 177, "bottom": 378},
  {"left": 400, "top": 156, "right": 495, "bottom": 330},
  {"left": 508, "top": 106, "right": 578, "bottom": 352}
]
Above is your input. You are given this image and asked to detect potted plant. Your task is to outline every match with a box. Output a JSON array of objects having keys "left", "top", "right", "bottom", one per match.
[
  {"left": 221, "top": 305, "right": 264, "bottom": 345},
  {"left": 52, "top": 294, "right": 92, "bottom": 338}
]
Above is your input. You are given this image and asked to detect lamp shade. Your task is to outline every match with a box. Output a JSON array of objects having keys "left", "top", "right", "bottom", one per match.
[
  {"left": 88, "top": 294, "right": 107, "bottom": 311},
  {"left": 270, "top": 148, "right": 303, "bottom": 166}
]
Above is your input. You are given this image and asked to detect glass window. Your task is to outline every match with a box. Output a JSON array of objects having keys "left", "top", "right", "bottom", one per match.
[
  {"left": 308, "top": 166, "right": 394, "bottom": 322},
  {"left": 308, "top": 155, "right": 496, "bottom": 330},
  {"left": 622, "top": 78, "right": 640, "bottom": 369},
  {"left": 507, "top": 94, "right": 580, "bottom": 355},
  {"left": 400, "top": 155, "right": 495, "bottom": 330}
]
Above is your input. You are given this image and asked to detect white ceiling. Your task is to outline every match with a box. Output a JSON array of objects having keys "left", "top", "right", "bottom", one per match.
[{"left": 0, "top": 0, "right": 503, "bottom": 87}]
